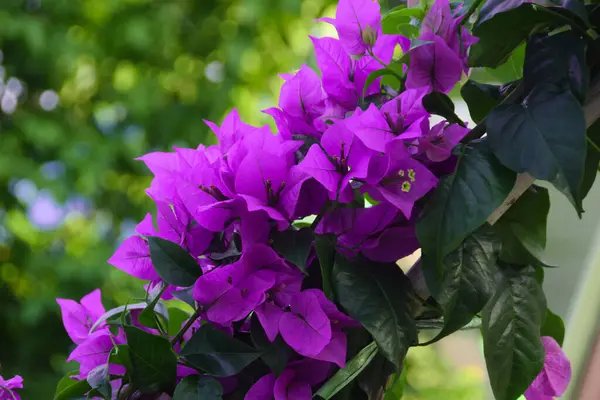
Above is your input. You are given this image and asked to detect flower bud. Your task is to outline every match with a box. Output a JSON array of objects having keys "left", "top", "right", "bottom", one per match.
[{"left": 361, "top": 25, "right": 377, "bottom": 47}]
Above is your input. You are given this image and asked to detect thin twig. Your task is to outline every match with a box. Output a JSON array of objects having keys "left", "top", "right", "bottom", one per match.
[{"left": 170, "top": 308, "right": 202, "bottom": 346}]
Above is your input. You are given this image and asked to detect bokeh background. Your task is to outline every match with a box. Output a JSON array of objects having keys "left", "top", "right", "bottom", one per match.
[{"left": 1, "top": 0, "right": 598, "bottom": 399}]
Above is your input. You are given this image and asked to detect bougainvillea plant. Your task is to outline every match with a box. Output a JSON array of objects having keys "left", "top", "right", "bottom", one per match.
[{"left": 3, "top": 0, "right": 597, "bottom": 399}]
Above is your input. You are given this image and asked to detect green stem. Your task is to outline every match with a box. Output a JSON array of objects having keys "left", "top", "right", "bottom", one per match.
[
  {"left": 170, "top": 308, "right": 202, "bottom": 346},
  {"left": 587, "top": 136, "right": 600, "bottom": 154},
  {"left": 368, "top": 49, "right": 403, "bottom": 81}
]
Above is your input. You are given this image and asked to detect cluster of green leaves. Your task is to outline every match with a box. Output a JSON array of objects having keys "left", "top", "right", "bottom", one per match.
[{"left": 411, "top": 1, "right": 600, "bottom": 399}]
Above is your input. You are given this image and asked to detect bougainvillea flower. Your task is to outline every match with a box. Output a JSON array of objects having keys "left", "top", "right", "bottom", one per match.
[
  {"left": 524, "top": 336, "right": 572, "bottom": 400},
  {"left": 56, "top": 289, "right": 106, "bottom": 345},
  {"left": 0, "top": 375, "right": 23, "bottom": 400},
  {"left": 319, "top": 0, "right": 382, "bottom": 56},
  {"left": 279, "top": 291, "right": 332, "bottom": 357},
  {"left": 419, "top": 121, "right": 469, "bottom": 162},
  {"left": 405, "top": 32, "right": 463, "bottom": 94},
  {"left": 204, "top": 108, "right": 255, "bottom": 153},
  {"left": 364, "top": 155, "right": 438, "bottom": 219},
  {"left": 246, "top": 359, "right": 333, "bottom": 400},
  {"left": 67, "top": 328, "right": 126, "bottom": 379},
  {"left": 298, "top": 120, "right": 371, "bottom": 203}
]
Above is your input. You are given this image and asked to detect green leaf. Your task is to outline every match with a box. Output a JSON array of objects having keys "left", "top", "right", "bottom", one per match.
[
  {"left": 485, "top": 44, "right": 525, "bottom": 82},
  {"left": 581, "top": 120, "right": 600, "bottom": 200},
  {"left": 357, "top": 352, "right": 395, "bottom": 399},
  {"left": 109, "top": 344, "right": 132, "bottom": 371},
  {"left": 523, "top": 30, "right": 588, "bottom": 103},
  {"left": 250, "top": 315, "right": 291, "bottom": 376},
  {"left": 495, "top": 186, "right": 551, "bottom": 267},
  {"left": 363, "top": 69, "right": 395, "bottom": 97},
  {"left": 173, "top": 375, "right": 223, "bottom": 400},
  {"left": 416, "top": 140, "right": 516, "bottom": 295},
  {"left": 167, "top": 307, "right": 192, "bottom": 337},
  {"left": 315, "top": 234, "right": 337, "bottom": 299},
  {"left": 181, "top": 323, "right": 261, "bottom": 377},
  {"left": 487, "top": 85, "right": 586, "bottom": 215},
  {"left": 470, "top": 4, "right": 550, "bottom": 68},
  {"left": 461, "top": 80, "right": 503, "bottom": 124},
  {"left": 138, "top": 295, "right": 168, "bottom": 332},
  {"left": 421, "top": 92, "right": 465, "bottom": 127},
  {"left": 541, "top": 308, "right": 566, "bottom": 346},
  {"left": 482, "top": 264, "right": 546, "bottom": 400},
  {"left": 124, "top": 325, "right": 177, "bottom": 393},
  {"left": 271, "top": 227, "right": 313, "bottom": 275},
  {"left": 382, "top": 7, "right": 423, "bottom": 36},
  {"left": 315, "top": 341, "right": 379, "bottom": 400},
  {"left": 147, "top": 236, "right": 202, "bottom": 287},
  {"left": 332, "top": 256, "right": 417, "bottom": 368},
  {"left": 54, "top": 372, "right": 92, "bottom": 400},
  {"left": 384, "top": 367, "right": 408, "bottom": 400},
  {"left": 428, "top": 225, "right": 500, "bottom": 343}
]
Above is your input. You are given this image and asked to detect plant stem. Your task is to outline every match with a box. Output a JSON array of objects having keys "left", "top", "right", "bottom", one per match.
[{"left": 170, "top": 308, "right": 202, "bottom": 346}]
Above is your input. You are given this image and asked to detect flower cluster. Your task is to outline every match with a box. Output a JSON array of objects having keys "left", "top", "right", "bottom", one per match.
[{"left": 49, "top": 0, "right": 572, "bottom": 399}]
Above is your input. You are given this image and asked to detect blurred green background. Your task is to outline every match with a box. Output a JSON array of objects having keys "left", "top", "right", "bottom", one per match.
[{"left": 0, "top": 0, "right": 488, "bottom": 398}]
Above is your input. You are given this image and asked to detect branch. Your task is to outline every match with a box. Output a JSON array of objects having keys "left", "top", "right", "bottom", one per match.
[{"left": 408, "top": 77, "right": 600, "bottom": 298}]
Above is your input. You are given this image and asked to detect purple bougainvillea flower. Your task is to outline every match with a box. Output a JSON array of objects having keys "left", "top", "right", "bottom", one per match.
[
  {"left": 56, "top": 289, "right": 106, "bottom": 345},
  {"left": 405, "top": 32, "right": 463, "bottom": 94},
  {"left": 194, "top": 245, "right": 295, "bottom": 325},
  {"left": 421, "top": 0, "right": 454, "bottom": 39},
  {"left": 370, "top": 158, "right": 438, "bottom": 218},
  {"left": 319, "top": 0, "right": 382, "bottom": 57},
  {"left": 316, "top": 203, "right": 420, "bottom": 262},
  {"left": 298, "top": 120, "right": 371, "bottom": 203},
  {"left": 67, "top": 328, "right": 126, "bottom": 379},
  {"left": 0, "top": 375, "right": 23, "bottom": 400},
  {"left": 419, "top": 122, "right": 469, "bottom": 162},
  {"left": 279, "top": 291, "right": 332, "bottom": 357},
  {"left": 351, "top": 103, "right": 429, "bottom": 153},
  {"left": 279, "top": 65, "right": 325, "bottom": 122},
  {"left": 246, "top": 359, "right": 333, "bottom": 400},
  {"left": 204, "top": 108, "right": 255, "bottom": 153},
  {"left": 525, "top": 336, "right": 572, "bottom": 400}
]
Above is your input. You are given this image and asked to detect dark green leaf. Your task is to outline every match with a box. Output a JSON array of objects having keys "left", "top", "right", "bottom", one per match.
[
  {"left": 428, "top": 225, "right": 500, "bottom": 343},
  {"left": 250, "top": 315, "right": 291, "bottom": 376},
  {"left": 384, "top": 367, "right": 408, "bottom": 400},
  {"left": 482, "top": 264, "right": 546, "bottom": 400},
  {"left": 357, "top": 352, "right": 395, "bottom": 399},
  {"left": 181, "top": 323, "right": 261, "bottom": 377},
  {"left": 54, "top": 372, "right": 92, "bottom": 400},
  {"left": 147, "top": 236, "right": 202, "bottom": 287},
  {"left": 167, "top": 307, "right": 192, "bottom": 337},
  {"left": 138, "top": 297, "right": 168, "bottom": 332},
  {"left": 316, "top": 342, "right": 378, "bottom": 400},
  {"left": 524, "top": 30, "right": 588, "bottom": 103},
  {"left": 124, "top": 325, "right": 177, "bottom": 393},
  {"left": 541, "top": 308, "right": 566, "bottom": 346},
  {"left": 332, "top": 256, "right": 417, "bottom": 368},
  {"left": 416, "top": 140, "right": 516, "bottom": 295},
  {"left": 487, "top": 85, "right": 586, "bottom": 215},
  {"left": 461, "top": 81, "right": 503, "bottom": 124},
  {"left": 173, "top": 375, "right": 223, "bottom": 400},
  {"left": 470, "top": 4, "right": 550, "bottom": 68},
  {"left": 495, "top": 186, "right": 551, "bottom": 266},
  {"left": 315, "top": 234, "right": 337, "bottom": 299},
  {"left": 547, "top": 0, "right": 590, "bottom": 26},
  {"left": 363, "top": 69, "right": 394, "bottom": 97},
  {"left": 581, "top": 120, "right": 600, "bottom": 200},
  {"left": 421, "top": 92, "right": 465, "bottom": 127},
  {"left": 271, "top": 227, "right": 313, "bottom": 275},
  {"left": 109, "top": 344, "right": 132, "bottom": 371}
]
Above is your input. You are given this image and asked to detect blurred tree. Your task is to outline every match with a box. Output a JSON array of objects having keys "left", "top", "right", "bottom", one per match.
[{"left": 0, "top": 0, "right": 336, "bottom": 397}]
